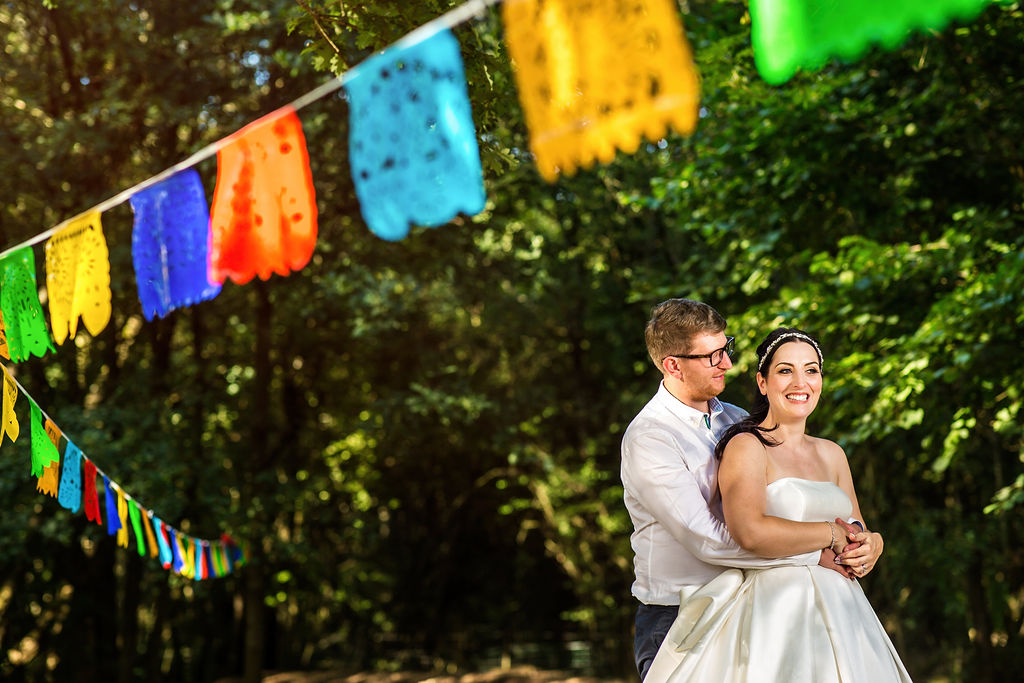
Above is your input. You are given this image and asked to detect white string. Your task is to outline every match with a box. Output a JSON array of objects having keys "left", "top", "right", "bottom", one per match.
[
  {"left": 0, "top": 0, "right": 505, "bottom": 558},
  {"left": 3, "top": 366, "right": 224, "bottom": 545},
  {"left": 0, "top": 0, "right": 504, "bottom": 262}
]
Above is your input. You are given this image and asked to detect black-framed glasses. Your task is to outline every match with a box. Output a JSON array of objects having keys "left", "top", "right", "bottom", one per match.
[{"left": 666, "top": 336, "right": 735, "bottom": 368}]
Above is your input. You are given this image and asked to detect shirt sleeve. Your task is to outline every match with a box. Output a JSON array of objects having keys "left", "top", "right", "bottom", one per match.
[{"left": 623, "top": 429, "right": 819, "bottom": 569}]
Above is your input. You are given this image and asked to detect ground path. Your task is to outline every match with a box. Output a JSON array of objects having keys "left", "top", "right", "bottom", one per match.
[{"left": 218, "top": 666, "right": 626, "bottom": 683}]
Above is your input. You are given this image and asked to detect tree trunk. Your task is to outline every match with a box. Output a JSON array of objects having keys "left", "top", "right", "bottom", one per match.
[
  {"left": 243, "top": 281, "right": 273, "bottom": 682},
  {"left": 116, "top": 552, "right": 142, "bottom": 683},
  {"left": 144, "top": 579, "right": 171, "bottom": 681}
]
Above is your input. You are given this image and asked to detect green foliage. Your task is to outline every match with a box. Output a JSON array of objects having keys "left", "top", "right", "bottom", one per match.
[
  {"left": 0, "top": 0, "right": 1022, "bottom": 681},
  {"left": 633, "top": 3, "right": 1024, "bottom": 678}
]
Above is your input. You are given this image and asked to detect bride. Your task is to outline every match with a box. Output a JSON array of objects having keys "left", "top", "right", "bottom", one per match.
[{"left": 646, "top": 328, "right": 912, "bottom": 682}]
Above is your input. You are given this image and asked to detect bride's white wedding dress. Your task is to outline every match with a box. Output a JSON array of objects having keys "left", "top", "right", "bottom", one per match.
[{"left": 646, "top": 477, "right": 913, "bottom": 682}]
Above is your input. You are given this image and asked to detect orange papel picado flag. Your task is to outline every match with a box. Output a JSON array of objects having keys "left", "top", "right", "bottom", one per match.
[
  {"left": 209, "top": 107, "right": 318, "bottom": 285},
  {"left": 503, "top": 0, "right": 700, "bottom": 181},
  {"left": 36, "top": 418, "right": 62, "bottom": 497}
]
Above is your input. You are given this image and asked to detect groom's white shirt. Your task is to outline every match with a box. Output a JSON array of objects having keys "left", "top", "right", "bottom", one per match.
[{"left": 621, "top": 382, "right": 819, "bottom": 605}]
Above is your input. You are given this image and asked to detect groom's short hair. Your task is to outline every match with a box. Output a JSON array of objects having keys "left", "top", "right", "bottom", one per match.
[{"left": 645, "top": 298, "right": 727, "bottom": 367}]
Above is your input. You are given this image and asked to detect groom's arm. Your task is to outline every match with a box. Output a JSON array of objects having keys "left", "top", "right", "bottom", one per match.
[{"left": 623, "top": 430, "right": 821, "bottom": 569}]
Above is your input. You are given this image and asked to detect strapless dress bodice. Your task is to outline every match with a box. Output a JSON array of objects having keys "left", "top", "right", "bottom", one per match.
[{"left": 765, "top": 477, "right": 853, "bottom": 523}]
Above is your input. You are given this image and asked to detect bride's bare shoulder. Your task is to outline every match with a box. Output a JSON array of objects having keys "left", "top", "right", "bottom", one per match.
[
  {"left": 724, "top": 431, "right": 768, "bottom": 449},
  {"left": 811, "top": 435, "right": 846, "bottom": 455},
  {"left": 810, "top": 435, "right": 849, "bottom": 469},
  {"left": 721, "top": 431, "right": 769, "bottom": 464}
]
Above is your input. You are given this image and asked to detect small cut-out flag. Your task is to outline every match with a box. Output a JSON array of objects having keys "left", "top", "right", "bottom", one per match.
[
  {"left": 750, "top": 0, "right": 1000, "bottom": 84},
  {"left": 104, "top": 476, "right": 122, "bottom": 536},
  {"left": 37, "top": 461, "right": 60, "bottom": 498},
  {"left": 57, "top": 440, "right": 83, "bottom": 513},
  {"left": 129, "top": 169, "right": 222, "bottom": 320},
  {"left": 155, "top": 518, "right": 173, "bottom": 569},
  {"left": 45, "top": 211, "right": 112, "bottom": 345},
  {"left": 29, "top": 402, "right": 59, "bottom": 478},
  {"left": 0, "top": 247, "right": 55, "bottom": 362},
  {"left": 1, "top": 365, "right": 19, "bottom": 447},
  {"left": 209, "top": 107, "right": 318, "bottom": 285},
  {"left": 116, "top": 488, "right": 130, "bottom": 549},
  {"left": 128, "top": 499, "right": 148, "bottom": 557},
  {"left": 83, "top": 459, "right": 102, "bottom": 525},
  {"left": 0, "top": 310, "right": 9, "bottom": 360},
  {"left": 503, "top": 0, "right": 700, "bottom": 181},
  {"left": 169, "top": 528, "right": 185, "bottom": 574},
  {"left": 142, "top": 513, "right": 160, "bottom": 559},
  {"left": 345, "top": 27, "right": 486, "bottom": 241}
]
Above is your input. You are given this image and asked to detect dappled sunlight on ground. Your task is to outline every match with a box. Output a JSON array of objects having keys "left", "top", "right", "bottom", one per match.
[{"left": 216, "top": 666, "right": 627, "bottom": 683}]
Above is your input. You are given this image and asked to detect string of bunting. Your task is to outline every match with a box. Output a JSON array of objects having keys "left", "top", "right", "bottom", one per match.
[
  {"left": 1, "top": 0, "right": 999, "bottom": 257},
  {"left": 0, "top": 0, "right": 1000, "bottom": 255},
  {"left": 0, "top": 361, "right": 246, "bottom": 580},
  {"left": 0, "top": 0, "right": 1003, "bottom": 576}
]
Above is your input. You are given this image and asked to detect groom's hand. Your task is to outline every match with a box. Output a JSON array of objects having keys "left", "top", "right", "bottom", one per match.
[
  {"left": 834, "top": 518, "right": 864, "bottom": 558},
  {"left": 835, "top": 518, "right": 863, "bottom": 552},
  {"left": 818, "top": 549, "right": 855, "bottom": 579}
]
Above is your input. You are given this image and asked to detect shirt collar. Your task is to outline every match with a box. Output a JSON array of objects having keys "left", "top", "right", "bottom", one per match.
[{"left": 656, "top": 381, "right": 724, "bottom": 426}]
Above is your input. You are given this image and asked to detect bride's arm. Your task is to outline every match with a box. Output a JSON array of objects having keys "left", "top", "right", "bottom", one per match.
[
  {"left": 719, "top": 433, "right": 838, "bottom": 558},
  {"left": 623, "top": 429, "right": 821, "bottom": 569},
  {"left": 829, "top": 441, "right": 884, "bottom": 574}
]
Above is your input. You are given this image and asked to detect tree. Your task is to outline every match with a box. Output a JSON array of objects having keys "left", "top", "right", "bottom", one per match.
[{"left": 1, "top": 0, "right": 1021, "bottom": 680}]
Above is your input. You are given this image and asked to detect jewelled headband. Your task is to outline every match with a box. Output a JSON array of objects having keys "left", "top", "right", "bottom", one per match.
[{"left": 757, "top": 332, "right": 823, "bottom": 374}]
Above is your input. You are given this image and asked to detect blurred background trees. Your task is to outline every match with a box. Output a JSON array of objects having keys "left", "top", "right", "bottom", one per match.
[{"left": 0, "top": 0, "right": 1021, "bottom": 680}]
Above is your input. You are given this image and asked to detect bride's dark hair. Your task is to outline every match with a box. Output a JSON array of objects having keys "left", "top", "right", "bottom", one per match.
[{"left": 713, "top": 327, "right": 823, "bottom": 460}]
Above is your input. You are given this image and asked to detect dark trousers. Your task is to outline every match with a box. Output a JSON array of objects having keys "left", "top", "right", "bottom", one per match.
[{"left": 634, "top": 602, "right": 679, "bottom": 680}]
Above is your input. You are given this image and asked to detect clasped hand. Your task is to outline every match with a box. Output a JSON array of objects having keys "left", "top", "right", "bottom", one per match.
[
  {"left": 818, "top": 518, "right": 883, "bottom": 579},
  {"left": 833, "top": 517, "right": 883, "bottom": 578}
]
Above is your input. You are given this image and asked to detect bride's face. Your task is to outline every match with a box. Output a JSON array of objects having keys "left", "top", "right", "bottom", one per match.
[{"left": 757, "top": 341, "right": 822, "bottom": 420}]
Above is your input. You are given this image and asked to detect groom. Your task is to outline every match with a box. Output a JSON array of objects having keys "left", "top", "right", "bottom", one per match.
[{"left": 620, "top": 298, "right": 859, "bottom": 679}]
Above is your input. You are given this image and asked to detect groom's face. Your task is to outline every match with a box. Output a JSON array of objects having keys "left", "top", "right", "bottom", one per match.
[{"left": 675, "top": 331, "right": 734, "bottom": 402}]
